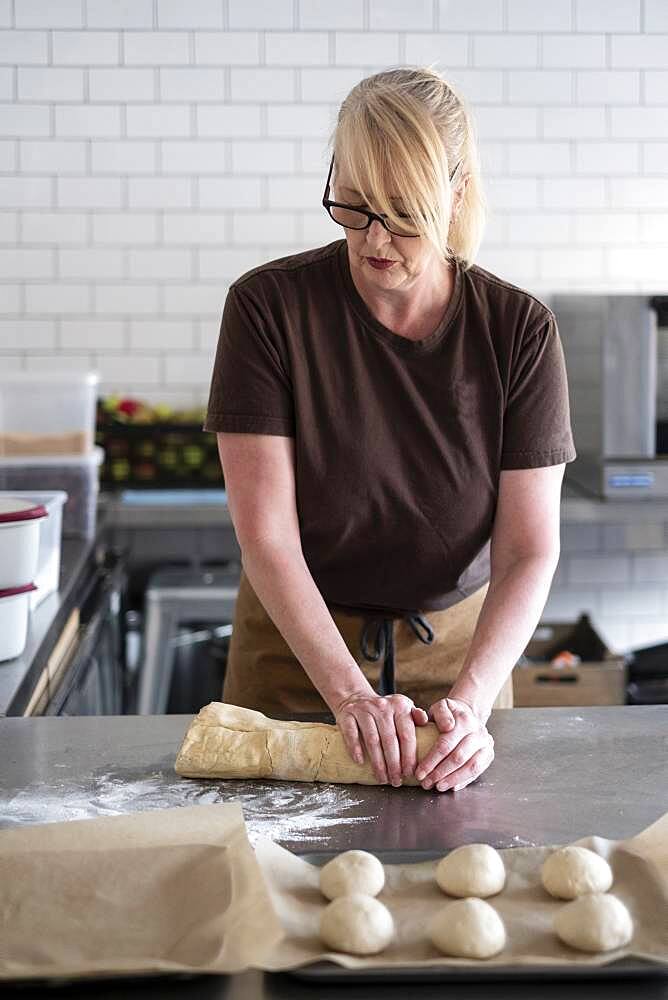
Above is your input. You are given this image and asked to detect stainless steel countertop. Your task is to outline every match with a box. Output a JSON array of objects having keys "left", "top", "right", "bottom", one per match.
[{"left": 1, "top": 707, "right": 667, "bottom": 998}]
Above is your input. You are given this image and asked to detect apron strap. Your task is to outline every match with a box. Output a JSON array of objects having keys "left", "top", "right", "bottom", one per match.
[
  {"left": 405, "top": 613, "right": 435, "bottom": 645},
  {"left": 360, "top": 613, "right": 434, "bottom": 696}
]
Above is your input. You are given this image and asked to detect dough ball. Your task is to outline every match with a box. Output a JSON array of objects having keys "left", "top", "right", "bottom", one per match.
[
  {"left": 429, "top": 898, "right": 506, "bottom": 959},
  {"left": 319, "top": 894, "right": 394, "bottom": 955},
  {"left": 554, "top": 893, "right": 633, "bottom": 953},
  {"left": 319, "top": 850, "right": 385, "bottom": 901},
  {"left": 541, "top": 846, "right": 613, "bottom": 900},
  {"left": 435, "top": 844, "right": 506, "bottom": 898}
]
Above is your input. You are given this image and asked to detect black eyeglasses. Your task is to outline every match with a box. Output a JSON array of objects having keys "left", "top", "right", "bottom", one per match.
[{"left": 322, "top": 154, "right": 462, "bottom": 238}]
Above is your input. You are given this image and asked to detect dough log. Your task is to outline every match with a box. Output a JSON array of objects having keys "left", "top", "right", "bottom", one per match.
[{"left": 174, "top": 701, "right": 441, "bottom": 785}]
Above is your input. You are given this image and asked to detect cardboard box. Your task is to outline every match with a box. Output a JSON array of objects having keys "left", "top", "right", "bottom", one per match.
[{"left": 513, "top": 614, "right": 628, "bottom": 707}]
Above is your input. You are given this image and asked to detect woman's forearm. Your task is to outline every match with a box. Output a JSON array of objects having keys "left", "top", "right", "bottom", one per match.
[
  {"left": 449, "top": 555, "right": 559, "bottom": 723},
  {"left": 239, "top": 541, "right": 376, "bottom": 711}
]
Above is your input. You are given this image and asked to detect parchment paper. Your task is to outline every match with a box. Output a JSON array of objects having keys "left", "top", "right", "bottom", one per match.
[
  {"left": 253, "top": 811, "right": 668, "bottom": 972},
  {"left": 2, "top": 802, "right": 666, "bottom": 982},
  {"left": 0, "top": 803, "right": 283, "bottom": 983}
]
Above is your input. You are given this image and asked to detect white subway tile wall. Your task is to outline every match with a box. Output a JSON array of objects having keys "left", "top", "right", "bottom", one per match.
[
  {"left": 547, "top": 507, "right": 668, "bottom": 652},
  {"left": 0, "top": 0, "right": 665, "bottom": 400}
]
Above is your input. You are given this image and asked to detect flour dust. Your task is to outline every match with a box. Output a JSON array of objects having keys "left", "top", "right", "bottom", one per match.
[{"left": 0, "top": 768, "right": 377, "bottom": 845}]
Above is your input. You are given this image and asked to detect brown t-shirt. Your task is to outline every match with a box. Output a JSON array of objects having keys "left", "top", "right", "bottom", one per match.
[{"left": 205, "top": 239, "right": 576, "bottom": 617}]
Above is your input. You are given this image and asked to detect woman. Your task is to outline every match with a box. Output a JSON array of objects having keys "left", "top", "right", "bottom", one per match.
[{"left": 204, "top": 67, "right": 576, "bottom": 793}]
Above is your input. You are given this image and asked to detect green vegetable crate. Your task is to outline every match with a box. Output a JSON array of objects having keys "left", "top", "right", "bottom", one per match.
[{"left": 96, "top": 397, "right": 222, "bottom": 489}]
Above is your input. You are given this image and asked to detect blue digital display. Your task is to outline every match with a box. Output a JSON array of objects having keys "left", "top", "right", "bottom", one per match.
[{"left": 607, "top": 473, "right": 654, "bottom": 489}]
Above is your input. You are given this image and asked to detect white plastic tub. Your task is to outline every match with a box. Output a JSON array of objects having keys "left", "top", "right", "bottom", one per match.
[
  {"left": 0, "top": 583, "right": 36, "bottom": 661},
  {"left": 0, "top": 371, "right": 99, "bottom": 457},
  {"left": 0, "top": 491, "right": 67, "bottom": 608},
  {"left": 0, "top": 496, "right": 47, "bottom": 589},
  {"left": 0, "top": 449, "right": 103, "bottom": 538}
]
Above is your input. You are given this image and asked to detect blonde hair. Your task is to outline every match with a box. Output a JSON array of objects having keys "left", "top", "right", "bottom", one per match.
[{"left": 329, "top": 66, "right": 486, "bottom": 270}]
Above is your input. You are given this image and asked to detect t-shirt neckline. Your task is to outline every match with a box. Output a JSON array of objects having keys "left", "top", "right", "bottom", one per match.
[{"left": 335, "top": 239, "right": 463, "bottom": 354}]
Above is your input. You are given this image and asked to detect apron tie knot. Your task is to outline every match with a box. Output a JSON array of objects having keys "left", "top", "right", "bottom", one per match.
[{"left": 359, "top": 613, "right": 434, "bottom": 696}]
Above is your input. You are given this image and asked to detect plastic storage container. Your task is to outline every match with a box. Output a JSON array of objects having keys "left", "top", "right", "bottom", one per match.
[
  {"left": 0, "top": 491, "right": 67, "bottom": 609},
  {"left": 0, "top": 583, "right": 36, "bottom": 661},
  {"left": 0, "top": 372, "right": 99, "bottom": 457},
  {"left": 0, "top": 449, "right": 103, "bottom": 539},
  {"left": 0, "top": 496, "right": 47, "bottom": 589}
]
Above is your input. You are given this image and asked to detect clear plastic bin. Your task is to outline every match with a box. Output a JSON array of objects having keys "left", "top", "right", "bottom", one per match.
[
  {"left": 0, "top": 372, "right": 99, "bottom": 458},
  {"left": 0, "top": 449, "right": 103, "bottom": 539},
  {"left": 0, "top": 491, "right": 68, "bottom": 609}
]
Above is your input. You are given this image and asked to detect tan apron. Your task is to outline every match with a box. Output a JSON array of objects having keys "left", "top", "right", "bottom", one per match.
[{"left": 222, "top": 569, "right": 514, "bottom": 715}]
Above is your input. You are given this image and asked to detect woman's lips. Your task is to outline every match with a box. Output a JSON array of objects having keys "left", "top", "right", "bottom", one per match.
[{"left": 367, "top": 257, "right": 396, "bottom": 270}]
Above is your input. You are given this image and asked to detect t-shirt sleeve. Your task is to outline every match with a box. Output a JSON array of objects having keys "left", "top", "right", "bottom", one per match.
[
  {"left": 203, "top": 283, "right": 295, "bottom": 436},
  {"left": 500, "top": 310, "right": 577, "bottom": 470}
]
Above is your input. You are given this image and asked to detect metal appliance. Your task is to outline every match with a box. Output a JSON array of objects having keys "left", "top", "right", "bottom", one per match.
[
  {"left": 551, "top": 294, "right": 668, "bottom": 499},
  {"left": 137, "top": 564, "right": 240, "bottom": 715}
]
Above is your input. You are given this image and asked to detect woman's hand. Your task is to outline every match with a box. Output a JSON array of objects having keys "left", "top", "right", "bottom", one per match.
[
  {"left": 414, "top": 697, "right": 495, "bottom": 793},
  {"left": 334, "top": 693, "right": 429, "bottom": 786}
]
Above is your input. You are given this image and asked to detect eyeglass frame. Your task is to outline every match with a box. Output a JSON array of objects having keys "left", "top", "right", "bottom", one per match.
[{"left": 321, "top": 153, "right": 462, "bottom": 238}]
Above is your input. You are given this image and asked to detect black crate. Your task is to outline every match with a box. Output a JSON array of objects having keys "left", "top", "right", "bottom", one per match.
[
  {"left": 95, "top": 422, "right": 222, "bottom": 489},
  {"left": 626, "top": 640, "right": 668, "bottom": 681}
]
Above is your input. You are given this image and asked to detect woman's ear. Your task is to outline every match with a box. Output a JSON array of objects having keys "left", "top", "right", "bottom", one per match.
[{"left": 451, "top": 173, "right": 469, "bottom": 221}]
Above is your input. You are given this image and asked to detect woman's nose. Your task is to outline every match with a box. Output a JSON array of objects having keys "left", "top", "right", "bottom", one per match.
[{"left": 366, "top": 218, "right": 391, "bottom": 242}]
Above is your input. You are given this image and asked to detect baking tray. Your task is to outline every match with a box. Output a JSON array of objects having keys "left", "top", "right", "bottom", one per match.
[{"left": 286, "top": 850, "right": 668, "bottom": 983}]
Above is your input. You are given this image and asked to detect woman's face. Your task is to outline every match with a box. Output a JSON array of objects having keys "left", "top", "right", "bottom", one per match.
[{"left": 333, "top": 165, "right": 454, "bottom": 292}]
